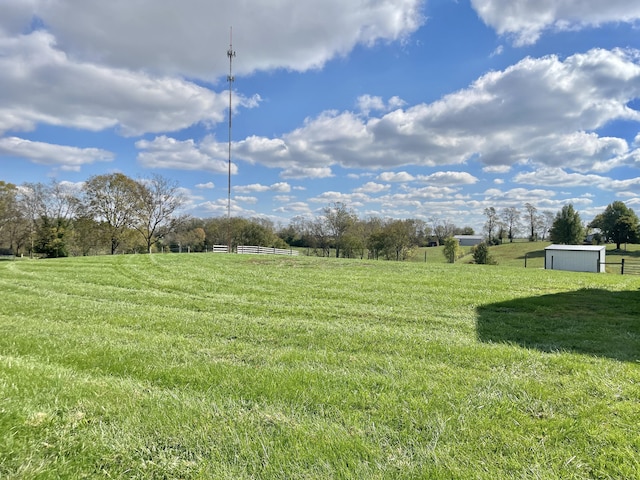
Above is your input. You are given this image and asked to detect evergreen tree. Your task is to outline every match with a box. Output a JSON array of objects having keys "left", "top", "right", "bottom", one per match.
[
  {"left": 472, "top": 242, "right": 496, "bottom": 265},
  {"left": 549, "top": 204, "right": 584, "bottom": 244}
]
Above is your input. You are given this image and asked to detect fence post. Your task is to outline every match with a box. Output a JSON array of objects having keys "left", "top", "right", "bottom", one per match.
[
  {"left": 524, "top": 253, "right": 527, "bottom": 268},
  {"left": 621, "top": 258, "right": 625, "bottom": 275}
]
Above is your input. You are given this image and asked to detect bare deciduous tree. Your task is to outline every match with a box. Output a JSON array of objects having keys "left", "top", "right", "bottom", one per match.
[
  {"left": 133, "top": 174, "right": 187, "bottom": 253},
  {"left": 523, "top": 203, "right": 542, "bottom": 241},
  {"left": 540, "top": 210, "right": 555, "bottom": 240},
  {"left": 501, "top": 207, "right": 521, "bottom": 242},
  {"left": 483, "top": 207, "right": 499, "bottom": 241}
]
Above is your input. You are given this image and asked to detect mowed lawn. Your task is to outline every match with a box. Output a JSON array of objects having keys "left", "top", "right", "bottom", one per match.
[{"left": 1, "top": 253, "right": 639, "bottom": 479}]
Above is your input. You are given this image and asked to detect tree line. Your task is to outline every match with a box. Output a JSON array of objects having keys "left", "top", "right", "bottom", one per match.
[
  {"left": 0, "top": 174, "right": 185, "bottom": 257},
  {"left": 482, "top": 203, "right": 556, "bottom": 244},
  {"left": 1, "top": 173, "right": 638, "bottom": 259},
  {"left": 0, "top": 175, "right": 474, "bottom": 259},
  {"left": 482, "top": 202, "right": 640, "bottom": 248},
  {"left": 278, "top": 203, "right": 479, "bottom": 260}
]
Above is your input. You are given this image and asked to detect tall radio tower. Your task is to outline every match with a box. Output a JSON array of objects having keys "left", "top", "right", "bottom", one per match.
[{"left": 226, "top": 27, "right": 235, "bottom": 252}]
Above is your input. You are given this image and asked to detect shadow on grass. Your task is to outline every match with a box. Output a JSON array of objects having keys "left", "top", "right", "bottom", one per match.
[
  {"left": 517, "top": 249, "right": 545, "bottom": 260},
  {"left": 476, "top": 289, "right": 640, "bottom": 362}
]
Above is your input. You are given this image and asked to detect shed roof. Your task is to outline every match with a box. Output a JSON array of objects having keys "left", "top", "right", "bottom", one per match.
[{"left": 545, "top": 244, "right": 605, "bottom": 252}]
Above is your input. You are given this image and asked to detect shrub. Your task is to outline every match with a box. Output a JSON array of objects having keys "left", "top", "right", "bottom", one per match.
[
  {"left": 472, "top": 242, "right": 496, "bottom": 265},
  {"left": 443, "top": 237, "right": 462, "bottom": 263}
]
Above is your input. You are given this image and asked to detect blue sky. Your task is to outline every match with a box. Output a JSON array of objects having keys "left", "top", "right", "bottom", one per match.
[{"left": 2, "top": 0, "right": 640, "bottom": 232}]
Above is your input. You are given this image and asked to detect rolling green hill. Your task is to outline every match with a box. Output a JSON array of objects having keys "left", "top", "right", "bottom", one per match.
[{"left": 410, "top": 240, "right": 640, "bottom": 270}]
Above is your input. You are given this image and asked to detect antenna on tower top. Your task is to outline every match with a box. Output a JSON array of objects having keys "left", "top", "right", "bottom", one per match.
[{"left": 226, "top": 26, "right": 235, "bottom": 252}]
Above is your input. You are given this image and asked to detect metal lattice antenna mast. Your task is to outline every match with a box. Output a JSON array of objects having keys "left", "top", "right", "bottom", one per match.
[{"left": 226, "top": 27, "right": 235, "bottom": 252}]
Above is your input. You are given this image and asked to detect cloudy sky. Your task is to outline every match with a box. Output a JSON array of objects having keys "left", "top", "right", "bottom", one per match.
[{"left": 2, "top": 0, "right": 640, "bottom": 231}]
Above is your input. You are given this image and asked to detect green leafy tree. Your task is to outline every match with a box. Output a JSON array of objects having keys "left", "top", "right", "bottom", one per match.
[
  {"left": 278, "top": 224, "right": 300, "bottom": 247},
  {"left": 340, "top": 220, "right": 367, "bottom": 259},
  {"left": 202, "top": 217, "right": 226, "bottom": 246},
  {"left": 235, "top": 218, "right": 272, "bottom": 247},
  {"left": 38, "top": 180, "right": 80, "bottom": 257},
  {"left": 549, "top": 204, "right": 585, "bottom": 245},
  {"left": 323, "top": 202, "right": 358, "bottom": 258},
  {"left": 68, "top": 215, "right": 107, "bottom": 256},
  {"left": 35, "top": 217, "right": 69, "bottom": 258},
  {"left": 279, "top": 215, "right": 316, "bottom": 248},
  {"left": 383, "top": 220, "right": 418, "bottom": 261},
  {"left": 589, "top": 201, "right": 640, "bottom": 250},
  {"left": 166, "top": 226, "right": 207, "bottom": 253},
  {"left": 305, "top": 216, "right": 329, "bottom": 256},
  {"left": 0, "top": 181, "right": 17, "bottom": 232},
  {"left": 0, "top": 181, "right": 22, "bottom": 252},
  {"left": 472, "top": 242, "right": 496, "bottom": 265},
  {"left": 443, "top": 236, "right": 462, "bottom": 263},
  {"left": 362, "top": 218, "right": 421, "bottom": 261},
  {"left": 83, "top": 173, "right": 140, "bottom": 254}
]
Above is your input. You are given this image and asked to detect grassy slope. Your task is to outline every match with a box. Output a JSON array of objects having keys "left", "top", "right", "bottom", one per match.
[
  {"left": 417, "top": 241, "right": 640, "bottom": 269},
  {"left": 0, "top": 254, "right": 639, "bottom": 479}
]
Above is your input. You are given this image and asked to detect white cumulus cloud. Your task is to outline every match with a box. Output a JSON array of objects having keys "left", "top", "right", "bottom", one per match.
[
  {"left": 0, "top": 136, "right": 113, "bottom": 170},
  {"left": 234, "top": 182, "right": 291, "bottom": 194},
  {"left": 212, "top": 48, "right": 640, "bottom": 178},
  {"left": 471, "top": 0, "right": 640, "bottom": 46},
  {"left": 354, "top": 182, "right": 390, "bottom": 194},
  {"left": 14, "top": 0, "right": 424, "bottom": 79},
  {"left": 0, "top": 31, "right": 238, "bottom": 136},
  {"left": 136, "top": 136, "right": 235, "bottom": 174},
  {"left": 378, "top": 171, "right": 416, "bottom": 182},
  {"left": 416, "top": 171, "right": 478, "bottom": 185}
]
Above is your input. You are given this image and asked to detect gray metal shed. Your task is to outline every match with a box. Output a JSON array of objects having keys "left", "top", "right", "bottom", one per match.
[
  {"left": 544, "top": 244, "right": 606, "bottom": 273},
  {"left": 454, "top": 235, "right": 484, "bottom": 247}
]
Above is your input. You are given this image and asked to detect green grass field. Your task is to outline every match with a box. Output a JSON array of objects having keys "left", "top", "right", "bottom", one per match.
[{"left": 1, "top": 251, "right": 639, "bottom": 478}]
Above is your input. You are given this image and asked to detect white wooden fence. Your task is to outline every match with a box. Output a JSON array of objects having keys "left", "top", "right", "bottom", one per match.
[
  {"left": 211, "top": 245, "right": 230, "bottom": 253},
  {"left": 236, "top": 245, "right": 298, "bottom": 256}
]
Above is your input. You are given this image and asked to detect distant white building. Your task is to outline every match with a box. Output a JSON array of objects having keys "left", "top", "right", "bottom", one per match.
[
  {"left": 544, "top": 244, "right": 606, "bottom": 273},
  {"left": 454, "top": 235, "right": 484, "bottom": 247}
]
